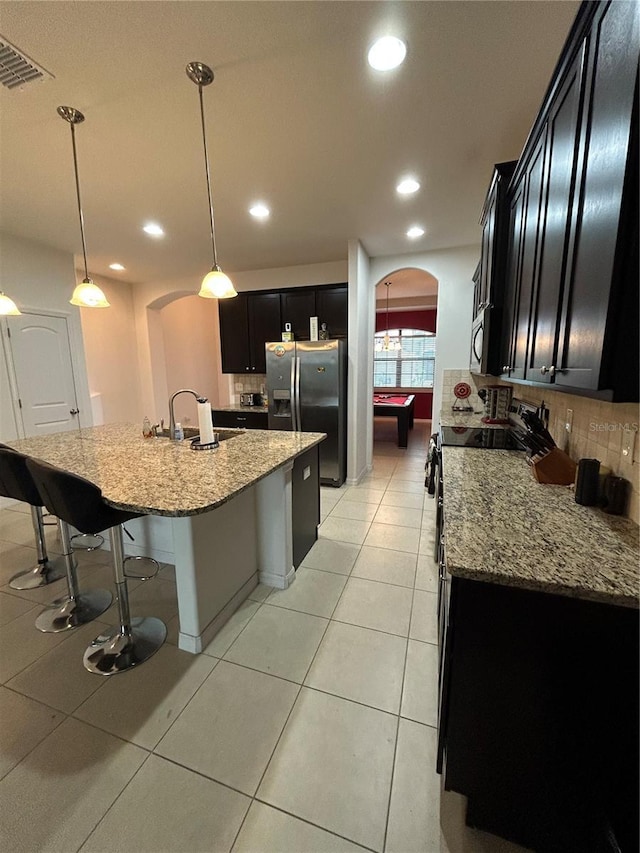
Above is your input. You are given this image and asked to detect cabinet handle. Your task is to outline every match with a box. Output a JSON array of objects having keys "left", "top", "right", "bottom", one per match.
[
  {"left": 245, "top": 367, "right": 249, "bottom": 371},
  {"left": 540, "top": 366, "right": 549, "bottom": 375},
  {"left": 236, "top": 417, "right": 247, "bottom": 421},
  {"left": 69, "top": 408, "right": 79, "bottom": 416},
  {"left": 502, "top": 365, "right": 511, "bottom": 372},
  {"left": 549, "top": 365, "right": 556, "bottom": 377}
]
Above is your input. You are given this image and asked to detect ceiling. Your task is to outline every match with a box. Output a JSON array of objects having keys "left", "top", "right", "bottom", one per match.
[{"left": 0, "top": 1, "right": 580, "bottom": 287}]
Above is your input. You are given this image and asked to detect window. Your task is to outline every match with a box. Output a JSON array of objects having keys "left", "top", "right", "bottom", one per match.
[{"left": 374, "top": 328, "right": 436, "bottom": 388}]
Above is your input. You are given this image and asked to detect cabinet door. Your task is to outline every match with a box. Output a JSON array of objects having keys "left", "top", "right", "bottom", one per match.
[
  {"left": 501, "top": 174, "right": 526, "bottom": 377},
  {"left": 280, "top": 290, "right": 316, "bottom": 340},
  {"left": 248, "top": 292, "right": 281, "bottom": 373},
  {"left": 528, "top": 46, "right": 586, "bottom": 383},
  {"left": 555, "top": 0, "right": 639, "bottom": 391},
  {"left": 316, "top": 285, "right": 348, "bottom": 339},
  {"left": 218, "top": 294, "right": 250, "bottom": 374},
  {"left": 479, "top": 189, "right": 496, "bottom": 313},
  {"left": 510, "top": 133, "right": 547, "bottom": 381}
]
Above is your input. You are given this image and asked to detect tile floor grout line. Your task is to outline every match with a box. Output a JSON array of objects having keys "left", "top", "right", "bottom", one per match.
[
  {"left": 249, "top": 797, "right": 379, "bottom": 853},
  {"left": 73, "top": 749, "right": 155, "bottom": 853}
]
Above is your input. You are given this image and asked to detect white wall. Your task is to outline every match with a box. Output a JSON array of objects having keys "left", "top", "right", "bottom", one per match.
[
  {"left": 77, "top": 269, "right": 142, "bottom": 425},
  {"left": 160, "top": 296, "right": 220, "bottom": 426},
  {"left": 370, "top": 245, "right": 478, "bottom": 432},
  {"left": 347, "top": 240, "right": 374, "bottom": 482},
  {"left": 0, "top": 232, "right": 92, "bottom": 441}
]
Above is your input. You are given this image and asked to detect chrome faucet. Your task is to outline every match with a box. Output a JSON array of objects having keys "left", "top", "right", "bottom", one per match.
[{"left": 168, "top": 389, "right": 206, "bottom": 440}]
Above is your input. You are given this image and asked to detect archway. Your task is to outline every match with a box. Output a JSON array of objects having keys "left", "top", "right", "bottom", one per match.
[{"left": 372, "top": 268, "right": 439, "bottom": 443}]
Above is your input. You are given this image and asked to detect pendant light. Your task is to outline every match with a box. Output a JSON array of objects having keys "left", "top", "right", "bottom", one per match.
[
  {"left": 0, "top": 292, "right": 21, "bottom": 315},
  {"left": 186, "top": 61, "right": 237, "bottom": 299},
  {"left": 58, "top": 106, "right": 110, "bottom": 308},
  {"left": 375, "top": 282, "right": 401, "bottom": 352}
]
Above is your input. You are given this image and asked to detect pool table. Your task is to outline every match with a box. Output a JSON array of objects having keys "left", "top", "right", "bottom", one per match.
[{"left": 373, "top": 393, "right": 415, "bottom": 448}]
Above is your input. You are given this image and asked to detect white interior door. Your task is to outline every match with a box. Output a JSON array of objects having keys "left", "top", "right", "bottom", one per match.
[{"left": 7, "top": 312, "right": 80, "bottom": 436}]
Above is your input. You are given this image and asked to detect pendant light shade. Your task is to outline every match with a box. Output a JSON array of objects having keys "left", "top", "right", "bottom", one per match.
[
  {"left": 58, "top": 106, "right": 110, "bottom": 309},
  {"left": 0, "top": 292, "right": 21, "bottom": 315},
  {"left": 186, "top": 61, "right": 237, "bottom": 299}
]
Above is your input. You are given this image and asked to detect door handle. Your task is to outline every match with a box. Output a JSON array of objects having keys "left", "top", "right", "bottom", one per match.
[{"left": 69, "top": 408, "right": 79, "bottom": 416}]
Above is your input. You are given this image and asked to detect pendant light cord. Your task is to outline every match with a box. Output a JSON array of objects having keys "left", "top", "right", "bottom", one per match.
[
  {"left": 69, "top": 122, "right": 89, "bottom": 281},
  {"left": 197, "top": 84, "right": 218, "bottom": 270}
]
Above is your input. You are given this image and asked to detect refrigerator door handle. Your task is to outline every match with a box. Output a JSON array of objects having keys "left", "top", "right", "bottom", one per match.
[
  {"left": 290, "top": 356, "right": 298, "bottom": 431},
  {"left": 295, "top": 356, "right": 302, "bottom": 431}
]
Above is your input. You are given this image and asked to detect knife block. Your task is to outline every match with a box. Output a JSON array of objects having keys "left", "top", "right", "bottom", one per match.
[{"left": 531, "top": 448, "right": 577, "bottom": 485}]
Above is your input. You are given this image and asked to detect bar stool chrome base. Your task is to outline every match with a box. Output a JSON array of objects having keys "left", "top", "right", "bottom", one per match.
[
  {"left": 9, "top": 556, "right": 66, "bottom": 590},
  {"left": 35, "top": 588, "right": 112, "bottom": 633},
  {"left": 83, "top": 617, "right": 167, "bottom": 675}
]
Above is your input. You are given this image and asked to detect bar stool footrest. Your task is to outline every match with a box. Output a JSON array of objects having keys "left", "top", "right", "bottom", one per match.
[
  {"left": 35, "top": 588, "right": 113, "bottom": 633},
  {"left": 123, "top": 555, "right": 160, "bottom": 580},
  {"left": 8, "top": 555, "right": 66, "bottom": 590},
  {"left": 71, "top": 532, "right": 105, "bottom": 552},
  {"left": 83, "top": 616, "right": 167, "bottom": 675}
]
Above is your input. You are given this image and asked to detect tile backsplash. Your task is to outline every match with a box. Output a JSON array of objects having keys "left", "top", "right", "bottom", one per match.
[
  {"left": 231, "top": 374, "right": 266, "bottom": 405},
  {"left": 442, "top": 369, "right": 640, "bottom": 525}
]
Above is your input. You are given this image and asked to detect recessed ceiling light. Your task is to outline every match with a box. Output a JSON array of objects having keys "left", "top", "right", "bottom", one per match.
[
  {"left": 368, "top": 36, "right": 407, "bottom": 71},
  {"left": 143, "top": 222, "right": 164, "bottom": 237},
  {"left": 109, "top": 263, "right": 125, "bottom": 271},
  {"left": 397, "top": 178, "right": 420, "bottom": 195},
  {"left": 249, "top": 203, "right": 270, "bottom": 219},
  {"left": 407, "top": 226, "right": 425, "bottom": 239}
]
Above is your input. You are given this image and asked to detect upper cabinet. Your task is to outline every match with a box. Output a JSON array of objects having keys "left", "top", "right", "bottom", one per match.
[
  {"left": 469, "top": 161, "right": 517, "bottom": 376},
  {"left": 500, "top": 0, "right": 639, "bottom": 401},
  {"left": 218, "top": 283, "right": 348, "bottom": 374},
  {"left": 219, "top": 291, "right": 281, "bottom": 373}
]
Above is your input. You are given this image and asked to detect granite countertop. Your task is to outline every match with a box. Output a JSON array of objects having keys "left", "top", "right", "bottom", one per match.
[
  {"left": 9, "top": 424, "right": 324, "bottom": 518},
  {"left": 213, "top": 405, "right": 269, "bottom": 414},
  {"left": 441, "top": 446, "right": 639, "bottom": 609}
]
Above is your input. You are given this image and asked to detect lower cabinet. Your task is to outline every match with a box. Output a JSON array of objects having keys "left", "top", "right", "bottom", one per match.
[
  {"left": 212, "top": 410, "right": 268, "bottom": 429},
  {"left": 439, "top": 576, "right": 639, "bottom": 852},
  {"left": 292, "top": 445, "right": 320, "bottom": 568}
]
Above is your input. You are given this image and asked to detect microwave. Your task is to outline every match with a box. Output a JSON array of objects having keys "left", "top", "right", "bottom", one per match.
[{"left": 469, "top": 305, "right": 491, "bottom": 375}]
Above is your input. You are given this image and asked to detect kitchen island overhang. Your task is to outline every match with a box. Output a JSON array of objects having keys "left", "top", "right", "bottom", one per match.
[{"left": 8, "top": 424, "right": 326, "bottom": 653}]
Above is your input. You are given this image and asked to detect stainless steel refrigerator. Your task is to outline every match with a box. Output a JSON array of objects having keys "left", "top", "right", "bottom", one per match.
[{"left": 265, "top": 340, "right": 347, "bottom": 487}]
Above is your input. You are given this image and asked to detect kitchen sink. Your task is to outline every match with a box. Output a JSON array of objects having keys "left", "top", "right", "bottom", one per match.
[{"left": 156, "top": 428, "right": 244, "bottom": 442}]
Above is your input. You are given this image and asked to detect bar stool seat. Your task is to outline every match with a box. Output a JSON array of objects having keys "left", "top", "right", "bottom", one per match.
[
  {"left": 0, "top": 444, "right": 66, "bottom": 590},
  {"left": 26, "top": 457, "right": 166, "bottom": 675}
]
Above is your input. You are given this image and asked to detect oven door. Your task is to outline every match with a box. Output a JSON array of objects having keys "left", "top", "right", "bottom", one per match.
[{"left": 469, "top": 305, "right": 491, "bottom": 374}]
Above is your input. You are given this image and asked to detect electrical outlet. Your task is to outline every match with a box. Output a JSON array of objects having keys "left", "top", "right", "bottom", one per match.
[
  {"left": 621, "top": 425, "right": 636, "bottom": 465},
  {"left": 565, "top": 408, "right": 573, "bottom": 434}
]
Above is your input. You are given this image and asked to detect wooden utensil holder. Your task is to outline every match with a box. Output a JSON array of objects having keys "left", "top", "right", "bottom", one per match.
[{"left": 531, "top": 448, "right": 577, "bottom": 485}]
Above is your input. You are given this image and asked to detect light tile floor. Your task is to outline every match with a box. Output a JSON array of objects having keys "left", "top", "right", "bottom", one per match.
[{"left": 0, "top": 421, "right": 530, "bottom": 852}]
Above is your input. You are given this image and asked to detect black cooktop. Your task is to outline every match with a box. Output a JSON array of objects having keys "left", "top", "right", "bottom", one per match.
[{"left": 440, "top": 426, "right": 524, "bottom": 450}]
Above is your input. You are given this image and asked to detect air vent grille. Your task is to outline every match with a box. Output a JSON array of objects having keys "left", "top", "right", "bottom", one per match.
[{"left": 0, "top": 36, "right": 53, "bottom": 90}]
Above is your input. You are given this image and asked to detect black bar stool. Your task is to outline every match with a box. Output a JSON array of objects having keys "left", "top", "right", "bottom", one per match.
[
  {"left": 0, "top": 444, "right": 66, "bottom": 590},
  {"left": 26, "top": 457, "right": 166, "bottom": 675}
]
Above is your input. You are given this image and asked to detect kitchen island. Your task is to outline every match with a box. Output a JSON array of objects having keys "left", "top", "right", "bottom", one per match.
[
  {"left": 9, "top": 423, "right": 325, "bottom": 653},
  {"left": 437, "top": 446, "right": 639, "bottom": 851}
]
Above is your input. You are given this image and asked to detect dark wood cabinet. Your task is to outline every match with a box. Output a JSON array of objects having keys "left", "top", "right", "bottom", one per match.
[
  {"left": 316, "top": 284, "right": 349, "bottom": 339},
  {"left": 219, "top": 283, "right": 348, "bottom": 373},
  {"left": 279, "top": 289, "right": 316, "bottom": 341},
  {"left": 218, "top": 291, "right": 281, "bottom": 374},
  {"left": 218, "top": 293, "right": 250, "bottom": 374},
  {"left": 470, "top": 162, "right": 516, "bottom": 376},
  {"left": 212, "top": 409, "right": 268, "bottom": 429},
  {"left": 500, "top": 0, "right": 639, "bottom": 401},
  {"left": 440, "top": 576, "right": 639, "bottom": 852}
]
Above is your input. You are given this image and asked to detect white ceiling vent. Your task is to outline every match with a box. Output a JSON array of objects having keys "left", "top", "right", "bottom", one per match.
[{"left": 0, "top": 35, "right": 53, "bottom": 90}]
